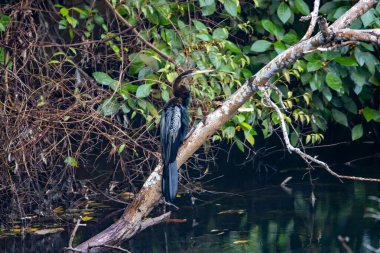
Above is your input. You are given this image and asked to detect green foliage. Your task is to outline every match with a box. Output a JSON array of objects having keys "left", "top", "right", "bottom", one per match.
[
  {"left": 55, "top": 0, "right": 380, "bottom": 153},
  {"left": 64, "top": 156, "right": 78, "bottom": 168},
  {"left": 0, "top": 14, "right": 10, "bottom": 32}
]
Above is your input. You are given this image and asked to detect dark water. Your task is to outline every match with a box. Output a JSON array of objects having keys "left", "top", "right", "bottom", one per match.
[{"left": 1, "top": 144, "right": 380, "bottom": 253}]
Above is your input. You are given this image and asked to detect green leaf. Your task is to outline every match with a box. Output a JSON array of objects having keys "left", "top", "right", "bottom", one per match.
[
  {"left": 332, "top": 109, "right": 348, "bottom": 127},
  {"left": 307, "top": 61, "right": 323, "bottom": 72},
  {"left": 200, "top": 0, "right": 216, "bottom": 16},
  {"left": 244, "top": 130, "right": 255, "bottom": 145},
  {"left": 192, "top": 20, "right": 208, "bottom": 32},
  {"left": 60, "top": 7, "right": 69, "bottom": 16},
  {"left": 351, "top": 124, "right": 363, "bottom": 141},
  {"left": 295, "top": 0, "right": 310, "bottom": 15},
  {"left": 310, "top": 72, "right": 324, "bottom": 91},
  {"left": 212, "top": 28, "right": 228, "bottom": 40},
  {"left": 361, "top": 9, "right": 376, "bottom": 27},
  {"left": 283, "top": 33, "right": 298, "bottom": 45},
  {"left": 136, "top": 84, "right": 151, "bottom": 98},
  {"left": 234, "top": 136, "right": 244, "bottom": 152},
  {"left": 101, "top": 98, "right": 120, "bottom": 116},
  {"left": 322, "top": 87, "right": 332, "bottom": 101},
  {"left": 223, "top": 126, "right": 236, "bottom": 139},
  {"left": 64, "top": 156, "right": 78, "bottom": 168},
  {"left": 118, "top": 144, "right": 126, "bottom": 154},
  {"left": 196, "top": 32, "right": 212, "bottom": 41},
  {"left": 335, "top": 57, "right": 358, "bottom": 67},
  {"left": 262, "top": 20, "right": 276, "bottom": 35},
  {"left": 66, "top": 15, "right": 79, "bottom": 28},
  {"left": 363, "top": 107, "right": 380, "bottom": 122},
  {"left": 250, "top": 40, "right": 272, "bottom": 53},
  {"left": 325, "top": 72, "right": 342, "bottom": 92},
  {"left": 223, "top": 40, "right": 241, "bottom": 53},
  {"left": 224, "top": 0, "right": 239, "bottom": 17},
  {"left": 277, "top": 3, "right": 291, "bottom": 24},
  {"left": 92, "top": 72, "right": 117, "bottom": 87}
]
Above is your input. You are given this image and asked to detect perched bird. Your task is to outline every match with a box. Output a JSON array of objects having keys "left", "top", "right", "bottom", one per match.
[{"left": 160, "top": 69, "right": 213, "bottom": 202}]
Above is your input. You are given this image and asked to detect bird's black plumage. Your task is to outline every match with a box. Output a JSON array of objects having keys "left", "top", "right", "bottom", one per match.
[{"left": 160, "top": 69, "right": 212, "bottom": 202}]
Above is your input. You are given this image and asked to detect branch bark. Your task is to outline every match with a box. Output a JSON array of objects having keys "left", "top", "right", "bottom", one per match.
[
  {"left": 73, "top": 0, "right": 380, "bottom": 251},
  {"left": 300, "top": 0, "right": 320, "bottom": 41}
]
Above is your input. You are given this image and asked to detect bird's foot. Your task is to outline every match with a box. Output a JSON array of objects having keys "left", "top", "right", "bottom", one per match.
[
  {"left": 201, "top": 116, "right": 208, "bottom": 125},
  {"left": 185, "top": 126, "right": 195, "bottom": 140}
]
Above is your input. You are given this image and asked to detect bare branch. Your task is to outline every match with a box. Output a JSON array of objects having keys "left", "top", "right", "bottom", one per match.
[
  {"left": 300, "top": 0, "right": 320, "bottom": 41},
  {"left": 304, "top": 41, "right": 357, "bottom": 54},
  {"left": 140, "top": 212, "right": 171, "bottom": 231},
  {"left": 335, "top": 28, "right": 380, "bottom": 44},
  {"left": 69, "top": 217, "right": 82, "bottom": 249},
  {"left": 263, "top": 89, "right": 380, "bottom": 183}
]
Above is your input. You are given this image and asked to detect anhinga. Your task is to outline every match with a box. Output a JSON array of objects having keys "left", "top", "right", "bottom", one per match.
[{"left": 160, "top": 69, "right": 213, "bottom": 202}]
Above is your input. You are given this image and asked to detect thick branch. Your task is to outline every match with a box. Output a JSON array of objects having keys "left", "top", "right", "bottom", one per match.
[
  {"left": 335, "top": 29, "right": 380, "bottom": 44},
  {"left": 74, "top": 0, "right": 380, "bottom": 251}
]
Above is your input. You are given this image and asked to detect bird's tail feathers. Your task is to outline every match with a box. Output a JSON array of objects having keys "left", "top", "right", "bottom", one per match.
[{"left": 162, "top": 161, "right": 178, "bottom": 202}]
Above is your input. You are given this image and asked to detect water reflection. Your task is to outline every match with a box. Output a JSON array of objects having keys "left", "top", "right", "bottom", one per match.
[
  {"left": 1, "top": 171, "right": 380, "bottom": 252},
  {"left": 127, "top": 181, "right": 380, "bottom": 253}
]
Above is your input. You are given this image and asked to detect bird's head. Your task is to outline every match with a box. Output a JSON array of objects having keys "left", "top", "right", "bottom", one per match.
[{"left": 173, "top": 69, "right": 214, "bottom": 98}]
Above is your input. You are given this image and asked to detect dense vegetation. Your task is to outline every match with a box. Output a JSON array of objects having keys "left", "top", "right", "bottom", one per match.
[{"left": 0, "top": 0, "right": 379, "bottom": 217}]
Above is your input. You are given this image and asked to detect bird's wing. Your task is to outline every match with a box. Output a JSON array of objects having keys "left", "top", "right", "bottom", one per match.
[{"left": 160, "top": 105, "right": 182, "bottom": 165}]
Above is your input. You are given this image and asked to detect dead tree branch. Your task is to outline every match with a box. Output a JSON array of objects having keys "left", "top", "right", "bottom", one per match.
[
  {"left": 300, "top": 0, "right": 320, "bottom": 41},
  {"left": 263, "top": 88, "right": 380, "bottom": 183}
]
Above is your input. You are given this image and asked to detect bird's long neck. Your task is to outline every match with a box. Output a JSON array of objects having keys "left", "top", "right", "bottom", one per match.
[{"left": 173, "top": 70, "right": 195, "bottom": 99}]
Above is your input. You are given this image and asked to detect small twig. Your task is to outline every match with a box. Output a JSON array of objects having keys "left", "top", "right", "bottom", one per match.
[
  {"left": 140, "top": 211, "right": 171, "bottom": 231},
  {"left": 304, "top": 41, "right": 356, "bottom": 54},
  {"left": 300, "top": 0, "right": 321, "bottom": 41},
  {"left": 69, "top": 216, "right": 82, "bottom": 249},
  {"left": 338, "top": 235, "right": 353, "bottom": 253},
  {"left": 280, "top": 176, "right": 292, "bottom": 186}
]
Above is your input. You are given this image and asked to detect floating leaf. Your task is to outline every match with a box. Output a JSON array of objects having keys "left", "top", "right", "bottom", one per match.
[
  {"left": 34, "top": 228, "right": 64, "bottom": 235},
  {"left": 165, "top": 218, "right": 187, "bottom": 223},
  {"left": 81, "top": 216, "right": 94, "bottom": 221}
]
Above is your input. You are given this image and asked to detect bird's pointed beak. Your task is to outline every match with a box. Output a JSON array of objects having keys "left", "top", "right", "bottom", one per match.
[
  {"left": 191, "top": 69, "right": 214, "bottom": 75},
  {"left": 185, "top": 69, "right": 214, "bottom": 77}
]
